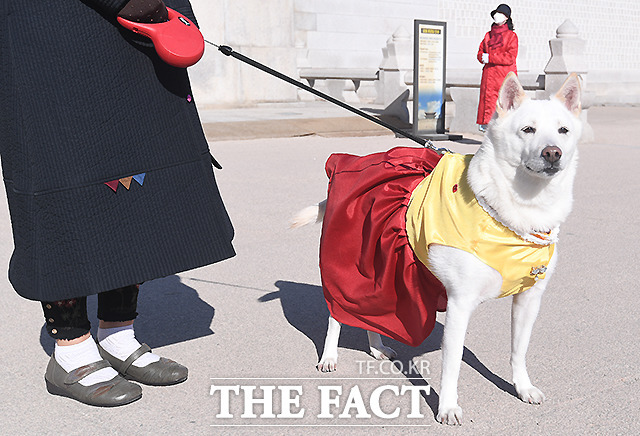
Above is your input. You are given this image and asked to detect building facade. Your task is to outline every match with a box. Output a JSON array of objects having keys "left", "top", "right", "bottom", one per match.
[{"left": 189, "top": 0, "right": 640, "bottom": 107}]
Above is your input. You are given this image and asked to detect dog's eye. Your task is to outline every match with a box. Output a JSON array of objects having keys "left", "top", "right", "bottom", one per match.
[
  {"left": 558, "top": 126, "right": 569, "bottom": 134},
  {"left": 521, "top": 126, "right": 536, "bottom": 134}
]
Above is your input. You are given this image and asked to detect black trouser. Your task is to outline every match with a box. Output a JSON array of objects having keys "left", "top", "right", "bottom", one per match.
[{"left": 41, "top": 285, "right": 139, "bottom": 340}]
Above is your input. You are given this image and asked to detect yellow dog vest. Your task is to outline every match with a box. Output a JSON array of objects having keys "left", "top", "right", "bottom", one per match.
[{"left": 406, "top": 153, "right": 555, "bottom": 298}]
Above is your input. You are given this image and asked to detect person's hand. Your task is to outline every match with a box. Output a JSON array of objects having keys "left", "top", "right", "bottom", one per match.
[
  {"left": 482, "top": 53, "right": 489, "bottom": 64},
  {"left": 118, "top": 0, "right": 169, "bottom": 23}
]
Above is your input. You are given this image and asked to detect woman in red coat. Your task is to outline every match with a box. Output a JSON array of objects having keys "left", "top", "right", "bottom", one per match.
[{"left": 476, "top": 4, "right": 518, "bottom": 130}]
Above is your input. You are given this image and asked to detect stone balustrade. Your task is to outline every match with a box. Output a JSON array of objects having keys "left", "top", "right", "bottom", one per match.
[
  {"left": 298, "top": 68, "right": 379, "bottom": 103},
  {"left": 295, "top": 20, "right": 593, "bottom": 140}
]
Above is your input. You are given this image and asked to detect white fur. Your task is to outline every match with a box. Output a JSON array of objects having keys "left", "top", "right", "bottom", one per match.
[
  {"left": 289, "top": 200, "right": 326, "bottom": 228},
  {"left": 298, "top": 73, "right": 582, "bottom": 425},
  {"left": 468, "top": 97, "right": 581, "bottom": 236}
]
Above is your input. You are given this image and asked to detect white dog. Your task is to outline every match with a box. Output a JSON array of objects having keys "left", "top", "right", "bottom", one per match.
[{"left": 292, "top": 72, "right": 582, "bottom": 425}]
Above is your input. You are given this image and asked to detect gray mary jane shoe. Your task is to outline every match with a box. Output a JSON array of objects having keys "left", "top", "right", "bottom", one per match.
[
  {"left": 45, "top": 353, "right": 142, "bottom": 407},
  {"left": 97, "top": 343, "right": 188, "bottom": 386}
]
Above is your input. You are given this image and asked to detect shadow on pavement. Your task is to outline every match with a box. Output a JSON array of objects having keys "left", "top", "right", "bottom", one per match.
[
  {"left": 39, "top": 275, "right": 215, "bottom": 355},
  {"left": 265, "top": 280, "right": 518, "bottom": 417},
  {"left": 259, "top": 280, "right": 369, "bottom": 358},
  {"left": 451, "top": 137, "right": 482, "bottom": 145}
]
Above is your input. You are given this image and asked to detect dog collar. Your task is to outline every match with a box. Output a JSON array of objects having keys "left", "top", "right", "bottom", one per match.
[{"left": 475, "top": 195, "right": 559, "bottom": 245}]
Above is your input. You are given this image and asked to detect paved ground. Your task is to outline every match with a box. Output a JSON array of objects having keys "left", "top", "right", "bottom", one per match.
[{"left": 0, "top": 103, "right": 638, "bottom": 435}]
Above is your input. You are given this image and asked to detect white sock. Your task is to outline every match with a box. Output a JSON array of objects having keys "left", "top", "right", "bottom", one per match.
[
  {"left": 54, "top": 336, "right": 119, "bottom": 386},
  {"left": 97, "top": 325, "right": 160, "bottom": 368}
]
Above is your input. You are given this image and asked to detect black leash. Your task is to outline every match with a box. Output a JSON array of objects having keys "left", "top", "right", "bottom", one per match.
[{"left": 207, "top": 41, "right": 437, "bottom": 149}]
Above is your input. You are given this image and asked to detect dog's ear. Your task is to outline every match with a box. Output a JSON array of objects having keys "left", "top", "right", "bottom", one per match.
[
  {"left": 555, "top": 73, "right": 582, "bottom": 117},
  {"left": 496, "top": 72, "right": 527, "bottom": 117}
]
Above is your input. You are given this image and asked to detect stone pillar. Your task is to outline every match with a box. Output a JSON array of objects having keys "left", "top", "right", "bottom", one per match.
[
  {"left": 538, "top": 19, "right": 593, "bottom": 142},
  {"left": 448, "top": 87, "right": 481, "bottom": 134},
  {"left": 375, "top": 27, "right": 413, "bottom": 106}
]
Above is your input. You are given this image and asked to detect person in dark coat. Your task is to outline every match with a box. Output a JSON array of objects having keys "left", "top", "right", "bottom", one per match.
[
  {"left": 0, "top": 0, "right": 235, "bottom": 406},
  {"left": 476, "top": 3, "right": 518, "bottom": 131}
]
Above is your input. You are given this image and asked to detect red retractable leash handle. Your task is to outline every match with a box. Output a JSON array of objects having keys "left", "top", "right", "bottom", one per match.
[{"left": 117, "top": 7, "right": 205, "bottom": 68}]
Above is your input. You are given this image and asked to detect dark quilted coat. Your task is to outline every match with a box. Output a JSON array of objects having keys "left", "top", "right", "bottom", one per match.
[{"left": 0, "top": 0, "right": 235, "bottom": 301}]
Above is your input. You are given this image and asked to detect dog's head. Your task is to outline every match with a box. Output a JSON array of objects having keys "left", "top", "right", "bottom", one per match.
[{"left": 488, "top": 72, "right": 583, "bottom": 180}]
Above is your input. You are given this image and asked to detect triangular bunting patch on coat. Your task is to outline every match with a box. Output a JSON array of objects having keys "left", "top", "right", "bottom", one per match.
[
  {"left": 105, "top": 180, "right": 119, "bottom": 192},
  {"left": 132, "top": 173, "right": 146, "bottom": 186},
  {"left": 119, "top": 176, "right": 133, "bottom": 190}
]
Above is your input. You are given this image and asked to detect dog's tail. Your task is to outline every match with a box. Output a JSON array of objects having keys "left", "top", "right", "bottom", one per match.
[{"left": 290, "top": 200, "right": 327, "bottom": 228}]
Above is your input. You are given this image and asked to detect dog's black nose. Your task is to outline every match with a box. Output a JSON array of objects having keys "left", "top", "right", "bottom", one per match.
[{"left": 541, "top": 146, "right": 562, "bottom": 163}]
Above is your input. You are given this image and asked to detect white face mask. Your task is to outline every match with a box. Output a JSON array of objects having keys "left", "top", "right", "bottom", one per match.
[{"left": 493, "top": 12, "right": 507, "bottom": 24}]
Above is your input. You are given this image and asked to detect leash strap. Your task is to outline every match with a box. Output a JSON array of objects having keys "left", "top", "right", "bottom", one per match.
[{"left": 209, "top": 42, "right": 445, "bottom": 151}]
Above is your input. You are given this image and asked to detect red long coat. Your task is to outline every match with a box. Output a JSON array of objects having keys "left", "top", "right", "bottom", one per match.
[{"left": 476, "top": 26, "right": 518, "bottom": 125}]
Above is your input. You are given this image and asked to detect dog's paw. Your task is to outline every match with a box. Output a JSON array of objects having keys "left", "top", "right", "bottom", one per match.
[
  {"left": 317, "top": 358, "right": 337, "bottom": 373},
  {"left": 516, "top": 385, "right": 546, "bottom": 404},
  {"left": 436, "top": 406, "right": 463, "bottom": 425},
  {"left": 370, "top": 345, "right": 397, "bottom": 361}
]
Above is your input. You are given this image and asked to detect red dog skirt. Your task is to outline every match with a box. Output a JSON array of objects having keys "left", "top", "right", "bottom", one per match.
[{"left": 320, "top": 146, "right": 448, "bottom": 347}]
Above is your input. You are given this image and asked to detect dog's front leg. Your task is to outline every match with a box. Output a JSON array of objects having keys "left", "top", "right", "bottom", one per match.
[
  {"left": 317, "top": 315, "right": 342, "bottom": 372},
  {"left": 428, "top": 246, "right": 498, "bottom": 425},
  {"left": 437, "top": 297, "right": 478, "bottom": 425},
  {"left": 511, "top": 282, "right": 547, "bottom": 404}
]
